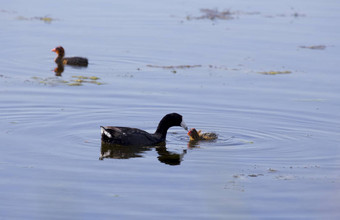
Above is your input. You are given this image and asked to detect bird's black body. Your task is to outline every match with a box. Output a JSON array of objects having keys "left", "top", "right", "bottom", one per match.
[
  {"left": 101, "top": 113, "right": 187, "bottom": 146},
  {"left": 101, "top": 126, "right": 163, "bottom": 146}
]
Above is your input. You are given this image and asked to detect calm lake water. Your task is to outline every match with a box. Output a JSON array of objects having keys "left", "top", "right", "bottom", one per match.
[{"left": 1, "top": 0, "right": 339, "bottom": 219}]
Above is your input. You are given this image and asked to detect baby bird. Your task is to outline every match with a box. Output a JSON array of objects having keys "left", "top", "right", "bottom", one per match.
[{"left": 51, "top": 46, "right": 88, "bottom": 66}]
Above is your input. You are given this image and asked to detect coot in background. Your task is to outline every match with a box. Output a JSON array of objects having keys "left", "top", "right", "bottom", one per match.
[{"left": 51, "top": 46, "right": 88, "bottom": 66}]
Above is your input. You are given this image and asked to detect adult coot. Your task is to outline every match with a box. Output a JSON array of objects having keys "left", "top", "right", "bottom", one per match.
[
  {"left": 101, "top": 113, "right": 188, "bottom": 146},
  {"left": 51, "top": 46, "right": 88, "bottom": 66}
]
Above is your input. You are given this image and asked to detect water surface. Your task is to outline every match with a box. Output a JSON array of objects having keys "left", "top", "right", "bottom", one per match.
[{"left": 0, "top": 0, "right": 339, "bottom": 219}]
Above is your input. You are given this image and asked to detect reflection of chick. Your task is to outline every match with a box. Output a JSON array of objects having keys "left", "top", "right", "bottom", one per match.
[
  {"left": 53, "top": 64, "right": 64, "bottom": 76},
  {"left": 187, "top": 128, "right": 218, "bottom": 141}
]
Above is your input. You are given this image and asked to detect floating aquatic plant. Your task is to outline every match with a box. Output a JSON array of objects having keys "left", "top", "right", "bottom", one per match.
[
  {"left": 31, "top": 75, "right": 104, "bottom": 86},
  {"left": 147, "top": 64, "right": 202, "bottom": 69},
  {"left": 186, "top": 8, "right": 260, "bottom": 21},
  {"left": 186, "top": 8, "right": 235, "bottom": 20},
  {"left": 258, "top": 70, "right": 292, "bottom": 75},
  {"left": 71, "top": 76, "right": 104, "bottom": 85},
  {"left": 36, "top": 16, "right": 53, "bottom": 23},
  {"left": 185, "top": 8, "right": 304, "bottom": 22},
  {"left": 16, "top": 15, "right": 57, "bottom": 23}
]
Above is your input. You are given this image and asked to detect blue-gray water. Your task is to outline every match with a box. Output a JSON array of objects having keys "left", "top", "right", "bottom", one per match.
[{"left": 1, "top": 0, "right": 339, "bottom": 219}]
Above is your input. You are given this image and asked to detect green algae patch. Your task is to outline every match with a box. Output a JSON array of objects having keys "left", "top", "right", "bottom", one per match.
[
  {"left": 71, "top": 76, "right": 88, "bottom": 80},
  {"left": 91, "top": 81, "right": 104, "bottom": 85},
  {"left": 67, "top": 82, "right": 83, "bottom": 86},
  {"left": 71, "top": 76, "right": 101, "bottom": 80},
  {"left": 258, "top": 70, "right": 292, "bottom": 75},
  {"left": 241, "top": 140, "right": 254, "bottom": 144},
  {"left": 30, "top": 77, "right": 67, "bottom": 86},
  {"left": 31, "top": 75, "right": 104, "bottom": 86},
  {"left": 71, "top": 76, "right": 104, "bottom": 85}
]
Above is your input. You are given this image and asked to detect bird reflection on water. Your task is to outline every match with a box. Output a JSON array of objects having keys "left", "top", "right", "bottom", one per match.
[
  {"left": 53, "top": 64, "right": 64, "bottom": 76},
  {"left": 99, "top": 142, "right": 187, "bottom": 166}
]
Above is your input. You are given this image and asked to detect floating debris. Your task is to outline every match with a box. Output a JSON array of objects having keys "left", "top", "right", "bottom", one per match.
[
  {"left": 186, "top": 8, "right": 260, "bottom": 21},
  {"left": 30, "top": 76, "right": 67, "bottom": 86},
  {"left": 239, "top": 139, "right": 254, "bottom": 144},
  {"left": 16, "top": 15, "right": 57, "bottom": 23},
  {"left": 185, "top": 8, "right": 305, "bottom": 22},
  {"left": 116, "top": 73, "right": 134, "bottom": 78},
  {"left": 147, "top": 64, "right": 202, "bottom": 69},
  {"left": 291, "top": 12, "right": 306, "bottom": 17},
  {"left": 0, "top": 9, "right": 17, "bottom": 14},
  {"left": 70, "top": 76, "right": 104, "bottom": 85},
  {"left": 30, "top": 75, "right": 104, "bottom": 86},
  {"left": 275, "top": 175, "right": 296, "bottom": 180},
  {"left": 35, "top": 16, "right": 53, "bottom": 23},
  {"left": 248, "top": 174, "right": 264, "bottom": 177},
  {"left": 188, "top": 8, "right": 234, "bottom": 20},
  {"left": 267, "top": 12, "right": 306, "bottom": 18},
  {"left": 300, "top": 45, "right": 326, "bottom": 50},
  {"left": 16, "top": 16, "right": 28, "bottom": 20},
  {"left": 258, "top": 70, "right": 292, "bottom": 75},
  {"left": 71, "top": 75, "right": 100, "bottom": 80},
  {"left": 268, "top": 168, "right": 278, "bottom": 173},
  {"left": 225, "top": 164, "right": 326, "bottom": 192}
]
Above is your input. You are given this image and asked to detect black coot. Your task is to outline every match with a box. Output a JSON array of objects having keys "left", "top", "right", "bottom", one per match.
[{"left": 101, "top": 113, "right": 188, "bottom": 146}]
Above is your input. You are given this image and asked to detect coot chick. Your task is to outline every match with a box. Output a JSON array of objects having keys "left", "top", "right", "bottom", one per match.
[
  {"left": 187, "top": 128, "right": 218, "bottom": 141},
  {"left": 101, "top": 113, "right": 188, "bottom": 146},
  {"left": 51, "top": 46, "right": 88, "bottom": 66}
]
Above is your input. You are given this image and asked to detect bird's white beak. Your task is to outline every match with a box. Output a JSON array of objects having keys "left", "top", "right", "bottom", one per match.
[{"left": 180, "top": 121, "right": 188, "bottom": 131}]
